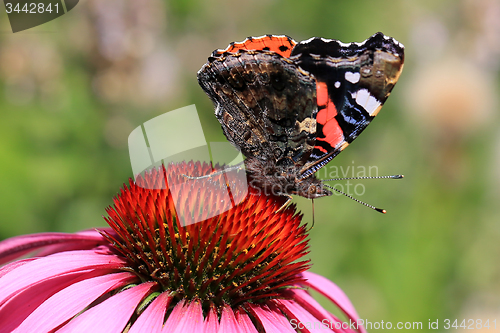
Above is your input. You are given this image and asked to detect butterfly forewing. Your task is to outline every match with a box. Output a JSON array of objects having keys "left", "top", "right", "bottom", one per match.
[
  {"left": 290, "top": 32, "right": 405, "bottom": 179},
  {"left": 211, "top": 35, "right": 297, "bottom": 58}
]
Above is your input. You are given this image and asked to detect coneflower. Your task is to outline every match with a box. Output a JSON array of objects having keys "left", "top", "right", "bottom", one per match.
[{"left": 0, "top": 162, "right": 366, "bottom": 333}]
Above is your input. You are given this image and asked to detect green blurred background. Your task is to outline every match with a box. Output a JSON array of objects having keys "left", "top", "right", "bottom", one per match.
[{"left": 1, "top": 0, "right": 499, "bottom": 331}]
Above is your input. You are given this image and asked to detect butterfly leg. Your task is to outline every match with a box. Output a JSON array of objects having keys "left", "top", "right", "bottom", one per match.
[{"left": 275, "top": 194, "right": 292, "bottom": 213}]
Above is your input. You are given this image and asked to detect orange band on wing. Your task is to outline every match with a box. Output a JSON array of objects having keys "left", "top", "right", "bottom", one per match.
[
  {"left": 216, "top": 36, "right": 296, "bottom": 58},
  {"left": 315, "top": 82, "right": 344, "bottom": 149}
]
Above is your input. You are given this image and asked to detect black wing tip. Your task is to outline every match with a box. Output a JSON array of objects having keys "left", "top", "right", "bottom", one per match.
[{"left": 292, "top": 32, "right": 404, "bottom": 59}]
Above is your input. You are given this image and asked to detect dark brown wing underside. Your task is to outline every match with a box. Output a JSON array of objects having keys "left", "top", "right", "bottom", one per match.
[{"left": 198, "top": 50, "right": 318, "bottom": 166}]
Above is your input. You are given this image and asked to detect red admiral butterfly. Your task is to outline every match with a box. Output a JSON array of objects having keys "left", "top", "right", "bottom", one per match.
[{"left": 198, "top": 33, "right": 404, "bottom": 209}]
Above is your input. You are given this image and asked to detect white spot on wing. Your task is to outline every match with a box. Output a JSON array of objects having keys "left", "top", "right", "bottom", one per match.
[
  {"left": 345, "top": 72, "right": 360, "bottom": 84},
  {"left": 354, "top": 38, "right": 369, "bottom": 47},
  {"left": 393, "top": 37, "right": 404, "bottom": 48},
  {"left": 365, "top": 95, "right": 382, "bottom": 116},
  {"left": 247, "top": 35, "right": 291, "bottom": 42},
  {"left": 301, "top": 37, "right": 316, "bottom": 44},
  {"left": 355, "top": 89, "right": 370, "bottom": 109},
  {"left": 301, "top": 36, "right": 372, "bottom": 48},
  {"left": 215, "top": 104, "right": 223, "bottom": 116},
  {"left": 354, "top": 89, "right": 381, "bottom": 116},
  {"left": 334, "top": 81, "right": 341, "bottom": 88}
]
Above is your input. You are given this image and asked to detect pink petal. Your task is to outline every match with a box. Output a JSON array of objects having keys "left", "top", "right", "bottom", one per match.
[
  {"left": 35, "top": 229, "right": 114, "bottom": 258},
  {"left": 34, "top": 242, "right": 112, "bottom": 258},
  {"left": 161, "top": 300, "right": 186, "bottom": 332},
  {"left": 276, "top": 298, "right": 337, "bottom": 333},
  {"left": 218, "top": 305, "right": 258, "bottom": 333},
  {"left": 169, "top": 300, "right": 204, "bottom": 333},
  {"left": 0, "top": 259, "right": 35, "bottom": 278},
  {"left": 288, "top": 289, "right": 352, "bottom": 333},
  {"left": 0, "top": 232, "right": 109, "bottom": 265},
  {"left": 129, "top": 292, "right": 173, "bottom": 333},
  {"left": 301, "top": 271, "right": 366, "bottom": 333},
  {"left": 0, "top": 250, "right": 128, "bottom": 306},
  {"left": 203, "top": 305, "right": 220, "bottom": 333},
  {"left": 247, "top": 303, "right": 296, "bottom": 333},
  {"left": 76, "top": 228, "right": 116, "bottom": 238},
  {"left": 13, "top": 272, "right": 137, "bottom": 333},
  {"left": 57, "top": 282, "right": 156, "bottom": 333},
  {"left": 0, "top": 270, "right": 99, "bottom": 333},
  {"left": 234, "top": 308, "right": 259, "bottom": 333}
]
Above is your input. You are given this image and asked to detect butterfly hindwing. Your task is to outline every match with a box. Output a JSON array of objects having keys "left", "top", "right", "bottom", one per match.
[{"left": 198, "top": 49, "right": 318, "bottom": 164}]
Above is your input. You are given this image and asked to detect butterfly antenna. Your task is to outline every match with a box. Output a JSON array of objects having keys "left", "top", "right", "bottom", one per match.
[
  {"left": 323, "top": 175, "right": 404, "bottom": 181},
  {"left": 323, "top": 184, "right": 386, "bottom": 214}
]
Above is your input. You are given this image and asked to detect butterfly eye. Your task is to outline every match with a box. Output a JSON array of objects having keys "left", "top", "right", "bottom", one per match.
[{"left": 308, "top": 185, "right": 317, "bottom": 194}]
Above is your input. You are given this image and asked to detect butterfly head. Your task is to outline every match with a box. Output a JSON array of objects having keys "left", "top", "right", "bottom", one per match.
[{"left": 293, "top": 177, "right": 332, "bottom": 199}]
